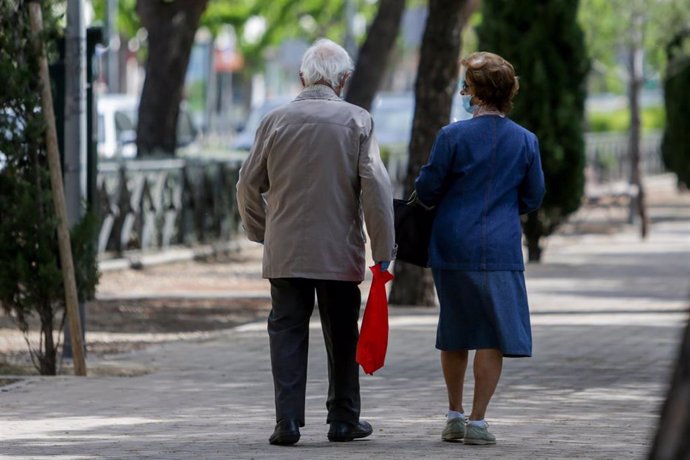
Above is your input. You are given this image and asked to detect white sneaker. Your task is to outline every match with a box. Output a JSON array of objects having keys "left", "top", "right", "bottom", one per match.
[
  {"left": 464, "top": 422, "right": 496, "bottom": 445},
  {"left": 441, "top": 417, "right": 465, "bottom": 442}
]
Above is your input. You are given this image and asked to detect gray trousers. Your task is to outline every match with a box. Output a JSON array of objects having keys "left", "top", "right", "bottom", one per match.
[{"left": 268, "top": 278, "right": 361, "bottom": 426}]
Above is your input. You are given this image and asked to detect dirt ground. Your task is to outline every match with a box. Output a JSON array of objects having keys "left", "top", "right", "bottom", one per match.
[{"left": 0, "top": 249, "right": 272, "bottom": 376}]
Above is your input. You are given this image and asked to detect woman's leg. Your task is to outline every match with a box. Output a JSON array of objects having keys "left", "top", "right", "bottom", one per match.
[
  {"left": 469, "top": 348, "right": 503, "bottom": 420},
  {"left": 441, "top": 350, "right": 469, "bottom": 413}
]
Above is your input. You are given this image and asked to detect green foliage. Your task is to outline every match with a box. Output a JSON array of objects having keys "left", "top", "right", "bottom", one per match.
[
  {"left": 578, "top": 0, "right": 690, "bottom": 90},
  {"left": 0, "top": 1, "right": 99, "bottom": 374},
  {"left": 90, "top": 0, "right": 376, "bottom": 71},
  {"left": 578, "top": 0, "right": 621, "bottom": 69},
  {"left": 587, "top": 110, "right": 629, "bottom": 133},
  {"left": 186, "top": 80, "right": 207, "bottom": 113},
  {"left": 587, "top": 106, "right": 665, "bottom": 132},
  {"left": 577, "top": 0, "right": 636, "bottom": 94},
  {"left": 662, "top": 32, "right": 690, "bottom": 187},
  {"left": 70, "top": 212, "right": 101, "bottom": 304},
  {"left": 204, "top": 0, "right": 376, "bottom": 69},
  {"left": 478, "top": 0, "right": 589, "bottom": 260},
  {"left": 90, "top": 0, "right": 139, "bottom": 38},
  {"left": 646, "top": 0, "right": 690, "bottom": 73}
]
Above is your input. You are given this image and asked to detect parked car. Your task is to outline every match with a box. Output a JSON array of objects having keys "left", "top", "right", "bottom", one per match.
[
  {"left": 97, "top": 94, "right": 138, "bottom": 159},
  {"left": 97, "top": 94, "right": 199, "bottom": 159},
  {"left": 230, "top": 92, "right": 470, "bottom": 154},
  {"left": 370, "top": 91, "right": 470, "bottom": 157},
  {"left": 230, "top": 96, "right": 294, "bottom": 151},
  {"left": 370, "top": 92, "right": 470, "bottom": 188}
]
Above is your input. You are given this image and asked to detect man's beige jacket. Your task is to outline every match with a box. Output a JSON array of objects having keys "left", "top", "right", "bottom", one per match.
[{"left": 236, "top": 85, "right": 396, "bottom": 282}]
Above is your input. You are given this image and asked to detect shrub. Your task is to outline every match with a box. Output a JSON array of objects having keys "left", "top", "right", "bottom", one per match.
[
  {"left": 0, "top": 1, "right": 99, "bottom": 375},
  {"left": 478, "top": 0, "right": 589, "bottom": 261},
  {"left": 587, "top": 106, "right": 666, "bottom": 133},
  {"left": 662, "top": 31, "right": 690, "bottom": 188}
]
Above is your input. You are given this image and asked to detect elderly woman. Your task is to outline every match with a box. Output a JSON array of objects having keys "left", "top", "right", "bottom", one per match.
[{"left": 414, "top": 51, "right": 545, "bottom": 445}]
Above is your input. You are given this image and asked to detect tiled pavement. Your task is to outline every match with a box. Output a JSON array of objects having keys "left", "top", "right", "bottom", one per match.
[{"left": 1, "top": 176, "right": 689, "bottom": 459}]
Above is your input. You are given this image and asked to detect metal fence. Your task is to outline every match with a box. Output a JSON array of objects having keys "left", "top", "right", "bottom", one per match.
[
  {"left": 585, "top": 130, "right": 664, "bottom": 182},
  {"left": 97, "top": 157, "right": 242, "bottom": 255},
  {"left": 95, "top": 131, "right": 664, "bottom": 256},
  {"left": 386, "top": 130, "right": 664, "bottom": 188}
]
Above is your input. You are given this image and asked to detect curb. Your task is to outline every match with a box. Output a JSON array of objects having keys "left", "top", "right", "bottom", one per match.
[{"left": 98, "top": 238, "right": 258, "bottom": 272}]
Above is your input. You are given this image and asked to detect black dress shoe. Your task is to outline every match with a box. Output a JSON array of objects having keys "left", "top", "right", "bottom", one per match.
[
  {"left": 327, "top": 420, "right": 373, "bottom": 442},
  {"left": 269, "top": 419, "right": 300, "bottom": 445}
]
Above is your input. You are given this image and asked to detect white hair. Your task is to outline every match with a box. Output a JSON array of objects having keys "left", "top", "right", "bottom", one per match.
[{"left": 299, "top": 39, "right": 353, "bottom": 88}]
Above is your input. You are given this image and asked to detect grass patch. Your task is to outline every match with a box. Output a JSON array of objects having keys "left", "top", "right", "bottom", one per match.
[
  {"left": 0, "top": 361, "right": 34, "bottom": 376},
  {"left": 587, "top": 106, "right": 665, "bottom": 132}
]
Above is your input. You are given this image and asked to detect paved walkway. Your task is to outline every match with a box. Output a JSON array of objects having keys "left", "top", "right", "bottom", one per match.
[{"left": 1, "top": 176, "right": 689, "bottom": 459}]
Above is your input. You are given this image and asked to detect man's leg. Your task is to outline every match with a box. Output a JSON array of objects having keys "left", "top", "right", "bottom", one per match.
[
  {"left": 268, "top": 278, "right": 315, "bottom": 426},
  {"left": 315, "top": 280, "right": 361, "bottom": 424}
]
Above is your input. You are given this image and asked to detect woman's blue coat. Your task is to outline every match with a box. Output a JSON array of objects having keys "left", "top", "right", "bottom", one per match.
[{"left": 415, "top": 115, "right": 545, "bottom": 271}]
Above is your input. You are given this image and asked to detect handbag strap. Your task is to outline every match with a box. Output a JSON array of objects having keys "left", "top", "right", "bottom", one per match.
[{"left": 407, "top": 190, "right": 434, "bottom": 210}]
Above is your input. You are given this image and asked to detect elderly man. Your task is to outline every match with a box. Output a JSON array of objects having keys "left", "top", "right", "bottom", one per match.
[{"left": 236, "top": 39, "right": 396, "bottom": 446}]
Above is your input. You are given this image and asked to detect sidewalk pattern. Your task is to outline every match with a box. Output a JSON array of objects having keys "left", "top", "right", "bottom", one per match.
[{"left": 1, "top": 177, "right": 689, "bottom": 459}]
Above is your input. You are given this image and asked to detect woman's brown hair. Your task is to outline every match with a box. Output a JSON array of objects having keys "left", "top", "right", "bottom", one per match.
[{"left": 461, "top": 52, "right": 519, "bottom": 113}]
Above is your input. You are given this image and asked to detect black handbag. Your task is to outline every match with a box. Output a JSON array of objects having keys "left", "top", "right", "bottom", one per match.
[{"left": 393, "top": 193, "right": 436, "bottom": 268}]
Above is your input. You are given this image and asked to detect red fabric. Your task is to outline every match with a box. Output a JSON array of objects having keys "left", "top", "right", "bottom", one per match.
[{"left": 356, "top": 265, "right": 395, "bottom": 375}]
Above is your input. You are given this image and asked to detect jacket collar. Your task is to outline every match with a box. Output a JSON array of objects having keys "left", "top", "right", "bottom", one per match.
[{"left": 295, "top": 84, "right": 341, "bottom": 102}]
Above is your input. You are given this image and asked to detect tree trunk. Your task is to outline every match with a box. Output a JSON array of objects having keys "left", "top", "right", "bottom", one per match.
[
  {"left": 388, "top": 0, "right": 474, "bottom": 307},
  {"left": 345, "top": 0, "right": 406, "bottom": 111},
  {"left": 524, "top": 211, "right": 544, "bottom": 262},
  {"left": 526, "top": 217, "right": 543, "bottom": 262},
  {"left": 389, "top": 263, "right": 438, "bottom": 306},
  {"left": 627, "top": 9, "right": 649, "bottom": 238},
  {"left": 136, "top": 0, "right": 209, "bottom": 156},
  {"left": 39, "top": 307, "right": 57, "bottom": 375},
  {"left": 648, "top": 317, "right": 690, "bottom": 459}
]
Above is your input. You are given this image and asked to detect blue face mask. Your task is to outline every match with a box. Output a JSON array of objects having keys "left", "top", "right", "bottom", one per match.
[{"left": 462, "top": 94, "right": 477, "bottom": 114}]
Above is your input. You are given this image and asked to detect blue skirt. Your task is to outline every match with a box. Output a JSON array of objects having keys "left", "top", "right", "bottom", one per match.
[{"left": 432, "top": 269, "right": 532, "bottom": 358}]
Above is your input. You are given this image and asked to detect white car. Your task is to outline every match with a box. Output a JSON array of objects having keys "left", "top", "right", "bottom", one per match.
[
  {"left": 97, "top": 94, "right": 138, "bottom": 159},
  {"left": 231, "top": 92, "right": 470, "bottom": 154},
  {"left": 97, "top": 94, "right": 199, "bottom": 159}
]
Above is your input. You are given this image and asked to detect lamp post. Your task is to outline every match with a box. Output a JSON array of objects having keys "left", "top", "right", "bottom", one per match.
[
  {"left": 105, "top": 0, "right": 119, "bottom": 92},
  {"left": 62, "top": 0, "right": 87, "bottom": 360},
  {"left": 344, "top": 0, "right": 357, "bottom": 59}
]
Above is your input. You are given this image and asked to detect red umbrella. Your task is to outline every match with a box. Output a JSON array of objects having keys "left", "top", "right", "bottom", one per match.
[{"left": 356, "top": 264, "right": 395, "bottom": 375}]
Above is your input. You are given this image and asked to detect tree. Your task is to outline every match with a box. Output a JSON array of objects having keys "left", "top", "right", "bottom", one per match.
[
  {"left": 345, "top": 0, "right": 406, "bottom": 111},
  {"left": 577, "top": 0, "right": 626, "bottom": 94},
  {"left": 661, "top": 31, "right": 690, "bottom": 188},
  {"left": 95, "top": 0, "right": 375, "bottom": 155},
  {"left": 202, "top": 0, "right": 373, "bottom": 122},
  {"left": 203, "top": 0, "right": 371, "bottom": 65},
  {"left": 578, "top": 0, "right": 690, "bottom": 238},
  {"left": 478, "top": 0, "right": 589, "bottom": 261},
  {"left": 648, "top": 318, "right": 690, "bottom": 458},
  {"left": 626, "top": 0, "right": 650, "bottom": 238},
  {"left": 0, "top": 0, "right": 99, "bottom": 375},
  {"left": 388, "top": 0, "right": 477, "bottom": 306},
  {"left": 579, "top": 0, "right": 690, "bottom": 93},
  {"left": 136, "top": 0, "right": 210, "bottom": 156}
]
